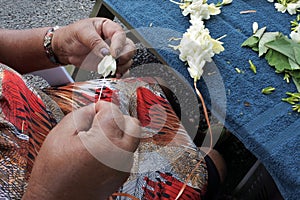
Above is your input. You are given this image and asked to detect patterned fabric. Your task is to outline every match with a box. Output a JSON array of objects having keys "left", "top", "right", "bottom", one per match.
[
  {"left": 143, "top": 172, "right": 202, "bottom": 200},
  {"left": 0, "top": 64, "right": 208, "bottom": 199},
  {"left": 0, "top": 64, "right": 61, "bottom": 199}
]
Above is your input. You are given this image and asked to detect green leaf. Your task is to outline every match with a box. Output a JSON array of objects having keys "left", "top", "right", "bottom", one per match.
[
  {"left": 265, "top": 35, "right": 300, "bottom": 65},
  {"left": 258, "top": 32, "right": 279, "bottom": 57},
  {"left": 265, "top": 49, "right": 291, "bottom": 71},
  {"left": 292, "top": 76, "right": 300, "bottom": 92},
  {"left": 293, "top": 46, "right": 300, "bottom": 64},
  {"left": 289, "top": 70, "right": 300, "bottom": 79},
  {"left": 252, "top": 46, "right": 259, "bottom": 52},
  {"left": 253, "top": 27, "right": 267, "bottom": 39},
  {"left": 241, "top": 27, "right": 266, "bottom": 48},
  {"left": 241, "top": 36, "right": 259, "bottom": 48},
  {"left": 289, "top": 58, "right": 300, "bottom": 70}
]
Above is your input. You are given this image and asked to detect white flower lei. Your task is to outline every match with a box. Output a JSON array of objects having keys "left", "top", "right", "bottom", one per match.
[{"left": 170, "top": 0, "right": 231, "bottom": 82}]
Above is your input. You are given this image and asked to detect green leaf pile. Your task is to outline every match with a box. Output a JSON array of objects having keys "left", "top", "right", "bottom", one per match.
[{"left": 242, "top": 27, "right": 300, "bottom": 112}]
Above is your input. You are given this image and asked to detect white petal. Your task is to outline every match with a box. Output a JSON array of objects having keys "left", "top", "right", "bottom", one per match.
[
  {"left": 275, "top": 3, "right": 287, "bottom": 13},
  {"left": 97, "top": 55, "right": 117, "bottom": 77},
  {"left": 287, "top": 3, "right": 300, "bottom": 15},
  {"left": 290, "top": 31, "right": 300, "bottom": 43},
  {"left": 252, "top": 22, "right": 258, "bottom": 34},
  {"left": 222, "top": 0, "right": 232, "bottom": 5}
]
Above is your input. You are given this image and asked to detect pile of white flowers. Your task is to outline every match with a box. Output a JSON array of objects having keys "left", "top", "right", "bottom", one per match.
[
  {"left": 267, "top": 0, "right": 300, "bottom": 43},
  {"left": 267, "top": 0, "right": 300, "bottom": 15},
  {"left": 171, "top": 0, "right": 231, "bottom": 82}
]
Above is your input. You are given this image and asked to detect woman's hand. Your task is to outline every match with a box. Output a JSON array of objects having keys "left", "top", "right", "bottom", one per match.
[
  {"left": 22, "top": 101, "right": 140, "bottom": 200},
  {"left": 52, "top": 18, "right": 136, "bottom": 76}
]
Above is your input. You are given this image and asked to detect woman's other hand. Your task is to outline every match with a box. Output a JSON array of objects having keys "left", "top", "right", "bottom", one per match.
[{"left": 22, "top": 101, "right": 140, "bottom": 200}]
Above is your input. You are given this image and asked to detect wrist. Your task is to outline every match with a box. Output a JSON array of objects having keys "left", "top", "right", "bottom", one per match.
[{"left": 43, "top": 26, "right": 64, "bottom": 65}]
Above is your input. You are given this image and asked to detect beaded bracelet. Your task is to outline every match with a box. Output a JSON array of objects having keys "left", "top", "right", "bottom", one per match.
[{"left": 43, "top": 26, "right": 61, "bottom": 64}]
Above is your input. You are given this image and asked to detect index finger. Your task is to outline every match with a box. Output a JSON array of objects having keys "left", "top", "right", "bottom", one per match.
[
  {"left": 101, "top": 20, "right": 126, "bottom": 58},
  {"left": 52, "top": 103, "right": 96, "bottom": 136}
]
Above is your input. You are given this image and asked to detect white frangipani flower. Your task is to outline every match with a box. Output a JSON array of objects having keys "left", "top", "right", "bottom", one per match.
[
  {"left": 97, "top": 55, "right": 116, "bottom": 77},
  {"left": 267, "top": 0, "right": 274, "bottom": 2},
  {"left": 286, "top": 2, "right": 300, "bottom": 15},
  {"left": 207, "top": 3, "right": 221, "bottom": 15},
  {"left": 211, "top": 39, "right": 224, "bottom": 54},
  {"left": 274, "top": 3, "right": 287, "bottom": 13}
]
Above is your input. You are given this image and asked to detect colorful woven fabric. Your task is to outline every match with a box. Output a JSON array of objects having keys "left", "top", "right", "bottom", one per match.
[{"left": 0, "top": 64, "right": 208, "bottom": 199}]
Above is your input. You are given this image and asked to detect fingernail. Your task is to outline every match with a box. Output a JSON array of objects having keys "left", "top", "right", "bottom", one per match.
[
  {"left": 115, "top": 49, "right": 121, "bottom": 57},
  {"left": 100, "top": 48, "right": 110, "bottom": 56}
]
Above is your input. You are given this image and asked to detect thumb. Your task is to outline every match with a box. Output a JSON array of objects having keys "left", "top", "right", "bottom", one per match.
[
  {"left": 72, "top": 103, "right": 98, "bottom": 132},
  {"left": 77, "top": 101, "right": 140, "bottom": 172},
  {"left": 52, "top": 103, "right": 97, "bottom": 136}
]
